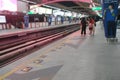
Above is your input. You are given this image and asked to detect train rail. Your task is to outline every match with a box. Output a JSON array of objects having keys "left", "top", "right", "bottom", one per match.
[{"left": 0, "top": 24, "right": 80, "bottom": 67}]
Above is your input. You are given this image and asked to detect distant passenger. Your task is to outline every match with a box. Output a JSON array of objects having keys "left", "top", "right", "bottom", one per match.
[
  {"left": 55, "top": 16, "right": 57, "bottom": 25},
  {"left": 48, "top": 15, "right": 52, "bottom": 26},
  {"left": 61, "top": 16, "right": 64, "bottom": 24},
  {"left": 81, "top": 18, "right": 87, "bottom": 36},
  {"left": 34, "top": 13, "right": 39, "bottom": 22},
  {"left": 89, "top": 17, "right": 95, "bottom": 35},
  {"left": 68, "top": 17, "right": 71, "bottom": 23},
  {"left": 24, "top": 14, "right": 29, "bottom": 28}
]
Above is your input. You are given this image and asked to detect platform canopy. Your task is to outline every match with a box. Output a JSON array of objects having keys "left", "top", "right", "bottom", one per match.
[{"left": 24, "top": 0, "right": 101, "bottom": 15}]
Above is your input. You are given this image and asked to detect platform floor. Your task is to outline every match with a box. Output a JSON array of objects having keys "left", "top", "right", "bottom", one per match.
[
  {"left": 1, "top": 22, "right": 120, "bottom": 80},
  {"left": 0, "top": 22, "right": 77, "bottom": 36}
]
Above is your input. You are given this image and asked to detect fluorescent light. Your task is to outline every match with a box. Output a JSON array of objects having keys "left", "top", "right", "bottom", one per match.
[
  {"left": 18, "top": 0, "right": 36, "bottom": 4},
  {"left": 118, "top": 5, "right": 120, "bottom": 8}
]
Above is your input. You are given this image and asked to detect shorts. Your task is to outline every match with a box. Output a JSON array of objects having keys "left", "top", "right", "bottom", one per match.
[{"left": 89, "top": 27, "right": 93, "bottom": 30}]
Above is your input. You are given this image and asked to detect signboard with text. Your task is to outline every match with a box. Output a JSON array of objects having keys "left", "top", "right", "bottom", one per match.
[{"left": 0, "top": 15, "right": 6, "bottom": 23}]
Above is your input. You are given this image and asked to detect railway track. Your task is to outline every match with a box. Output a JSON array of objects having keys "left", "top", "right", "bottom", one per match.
[{"left": 0, "top": 24, "right": 80, "bottom": 67}]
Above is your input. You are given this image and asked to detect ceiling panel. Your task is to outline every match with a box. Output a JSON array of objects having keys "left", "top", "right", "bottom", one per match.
[
  {"left": 58, "top": 1, "right": 79, "bottom": 7},
  {"left": 27, "top": 0, "right": 100, "bottom": 15}
]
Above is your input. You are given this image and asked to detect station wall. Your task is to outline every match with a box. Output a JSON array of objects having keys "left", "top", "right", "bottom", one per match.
[{"left": 17, "top": 1, "right": 28, "bottom": 12}]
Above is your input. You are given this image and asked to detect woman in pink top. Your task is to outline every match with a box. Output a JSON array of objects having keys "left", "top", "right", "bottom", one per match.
[{"left": 89, "top": 17, "right": 95, "bottom": 35}]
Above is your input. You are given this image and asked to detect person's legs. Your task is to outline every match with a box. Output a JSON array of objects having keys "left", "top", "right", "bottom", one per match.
[
  {"left": 84, "top": 26, "right": 86, "bottom": 35},
  {"left": 50, "top": 22, "right": 52, "bottom": 26},
  {"left": 89, "top": 27, "right": 93, "bottom": 35},
  {"left": 81, "top": 26, "right": 84, "bottom": 35},
  {"left": 93, "top": 26, "right": 95, "bottom": 35},
  {"left": 48, "top": 22, "right": 50, "bottom": 26},
  {"left": 111, "top": 21, "right": 116, "bottom": 38},
  {"left": 114, "top": 25, "right": 117, "bottom": 38},
  {"left": 24, "top": 23, "right": 28, "bottom": 28},
  {"left": 107, "top": 22, "right": 111, "bottom": 38}
]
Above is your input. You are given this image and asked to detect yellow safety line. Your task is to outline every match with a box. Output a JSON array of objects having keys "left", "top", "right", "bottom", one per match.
[{"left": 0, "top": 37, "right": 71, "bottom": 80}]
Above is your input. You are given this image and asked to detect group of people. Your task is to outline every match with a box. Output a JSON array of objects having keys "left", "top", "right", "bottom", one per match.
[
  {"left": 47, "top": 15, "right": 80, "bottom": 26},
  {"left": 80, "top": 17, "right": 96, "bottom": 36},
  {"left": 48, "top": 15, "right": 65, "bottom": 26}
]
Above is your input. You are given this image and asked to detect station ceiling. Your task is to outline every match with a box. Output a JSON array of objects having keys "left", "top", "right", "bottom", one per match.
[{"left": 27, "top": 0, "right": 101, "bottom": 15}]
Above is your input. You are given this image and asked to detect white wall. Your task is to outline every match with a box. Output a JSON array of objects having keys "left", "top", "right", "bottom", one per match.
[{"left": 17, "top": 1, "right": 28, "bottom": 12}]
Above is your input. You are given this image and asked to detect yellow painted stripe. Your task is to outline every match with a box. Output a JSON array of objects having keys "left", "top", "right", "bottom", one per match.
[{"left": 0, "top": 37, "right": 71, "bottom": 80}]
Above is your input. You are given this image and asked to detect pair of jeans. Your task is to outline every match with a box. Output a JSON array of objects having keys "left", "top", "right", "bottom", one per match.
[
  {"left": 107, "top": 21, "right": 116, "bottom": 38},
  {"left": 48, "top": 22, "right": 51, "bottom": 26},
  {"left": 81, "top": 26, "right": 86, "bottom": 35},
  {"left": 24, "top": 22, "right": 29, "bottom": 28}
]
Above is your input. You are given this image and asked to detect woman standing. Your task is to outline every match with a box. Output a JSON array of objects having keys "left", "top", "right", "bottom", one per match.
[{"left": 89, "top": 17, "right": 95, "bottom": 35}]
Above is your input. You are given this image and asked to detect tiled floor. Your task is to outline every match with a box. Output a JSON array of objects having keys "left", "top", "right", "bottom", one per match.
[{"left": 1, "top": 22, "right": 120, "bottom": 80}]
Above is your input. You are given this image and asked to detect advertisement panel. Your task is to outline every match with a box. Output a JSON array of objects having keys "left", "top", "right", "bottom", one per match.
[{"left": 0, "top": 0, "right": 17, "bottom": 11}]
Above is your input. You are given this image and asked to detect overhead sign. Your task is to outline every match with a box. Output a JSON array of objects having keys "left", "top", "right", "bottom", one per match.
[
  {"left": 92, "top": 7, "right": 102, "bottom": 11},
  {"left": 28, "top": 11, "right": 34, "bottom": 14},
  {"left": 30, "top": 6, "right": 52, "bottom": 14}
]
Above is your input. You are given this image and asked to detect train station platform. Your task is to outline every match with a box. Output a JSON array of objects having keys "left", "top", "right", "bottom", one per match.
[
  {"left": 1, "top": 22, "right": 120, "bottom": 80},
  {"left": 0, "top": 22, "right": 77, "bottom": 37}
]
